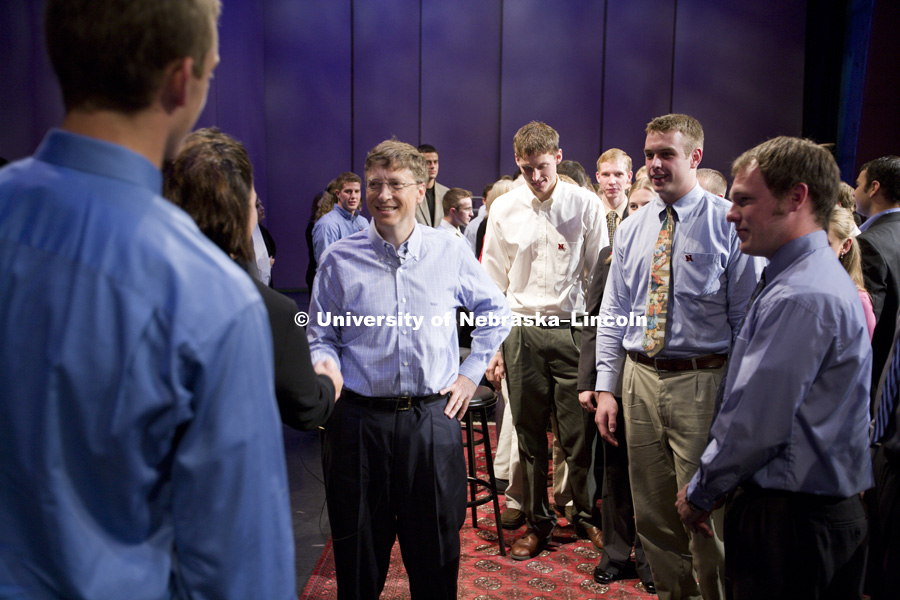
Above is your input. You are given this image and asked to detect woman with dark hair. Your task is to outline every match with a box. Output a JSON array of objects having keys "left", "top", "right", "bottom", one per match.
[{"left": 165, "top": 127, "right": 341, "bottom": 430}]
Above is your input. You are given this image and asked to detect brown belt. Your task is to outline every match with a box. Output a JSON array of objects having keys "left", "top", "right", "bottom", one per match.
[{"left": 627, "top": 351, "right": 727, "bottom": 372}]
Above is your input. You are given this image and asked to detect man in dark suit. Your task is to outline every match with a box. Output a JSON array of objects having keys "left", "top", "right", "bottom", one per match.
[
  {"left": 415, "top": 144, "right": 449, "bottom": 227},
  {"left": 868, "top": 311, "right": 900, "bottom": 599},
  {"left": 855, "top": 156, "right": 900, "bottom": 399},
  {"left": 577, "top": 245, "right": 655, "bottom": 594}
]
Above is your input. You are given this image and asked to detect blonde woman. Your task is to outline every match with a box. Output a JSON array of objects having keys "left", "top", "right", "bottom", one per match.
[{"left": 829, "top": 206, "right": 875, "bottom": 339}]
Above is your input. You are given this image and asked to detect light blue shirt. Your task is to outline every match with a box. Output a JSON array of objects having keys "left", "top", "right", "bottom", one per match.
[
  {"left": 687, "top": 231, "right": 874, "bottom": 509},
  {"left": 465, "top": 211, "right": 485, "bottom": 254},
  {"left": 308, "top": 224, "right": 511, "bottom": 396},
  {"left": 0, "top": 130, "right": 295, "bottom": 599},
  {"left": 595, "top": 184, "right": 763, "bottom": 391},
  {"left": 312, "top": 204, "right": 369, "bottom": 263}
]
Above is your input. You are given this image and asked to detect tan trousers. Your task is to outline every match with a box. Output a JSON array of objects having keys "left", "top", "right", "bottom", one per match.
[{"left": 623, "top": 356, "right": 726, "bottom": 600}]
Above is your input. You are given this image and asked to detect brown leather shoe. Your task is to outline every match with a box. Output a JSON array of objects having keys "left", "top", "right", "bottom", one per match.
[
  {"left": 579, "top": 525, "right": 603, "bottom": 550},
  {"left": 510, "top": 530, "right": 550, "bottom": 561}
]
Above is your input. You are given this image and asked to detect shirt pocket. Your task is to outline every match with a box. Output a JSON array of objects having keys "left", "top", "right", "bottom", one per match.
[
  {"left": 553, "top": 238, "right": 583, "bottom": 280},
  {"left": 674, "top": 251, "right": 725, "bottom": 297}
]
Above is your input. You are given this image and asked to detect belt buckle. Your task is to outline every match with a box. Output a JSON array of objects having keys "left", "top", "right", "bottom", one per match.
[
  {"left": 396, "top": 397, "right": 413, "bottom": 411},
  {"left": 653, "top": 357, "right": 670, "bottom": 372}
]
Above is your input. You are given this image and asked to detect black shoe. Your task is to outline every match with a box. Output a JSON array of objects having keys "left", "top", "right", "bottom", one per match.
[
  {"left": 592, "top": 562, "right": 636, "bottom": 584},
  {"left": 640, "top": 579, "right": 656, "bottom": 594}
]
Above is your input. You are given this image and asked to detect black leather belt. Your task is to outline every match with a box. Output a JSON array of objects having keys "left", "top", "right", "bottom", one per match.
[
  {"left": 341, "top": 389, "right": 448, "bottom": 411},
  {"left": 627, "top": 351, "right": 727, "bottom": 372}
]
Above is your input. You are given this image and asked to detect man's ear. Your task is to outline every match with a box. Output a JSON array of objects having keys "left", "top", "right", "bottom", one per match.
[
  {"left": 869, "top": 179, "right": 881, "bottom": 197},
  {"left": 787, "top": 182, "right": 810, "bottom": 212},
  {"left": 556, "top": 149, "right": 563, "bottom": 164},
  {"left": 690, "top": 147, "right": 703, "bottom": 169},
  {"left": 416, "top": 184, "right": 425, "bottom": 205},
  {"left": 160, "top": 57, "right": 194, "bottom": 113}
]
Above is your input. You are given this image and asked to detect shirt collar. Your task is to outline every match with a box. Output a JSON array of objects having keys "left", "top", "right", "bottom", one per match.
[
  {"left": 35, "top": 128, "right": 162, "bottom": 194},
  {"left": 766, "top": 229, "right": 829, "bottom": 281},
  {"left": 660, "top": 183, "right": 705, "bottom": 223},
  {"left": 530, "top": 178, "right": 562, "bottom": 211},
  {"left": 368, "top": 221, "right": 423, "bottom": 261},
  {"left": 333, "top": 204, "right": 358, "bottom": 220},
  {"left": 858, "top": 207, "right": 900, "bottom": 232}
]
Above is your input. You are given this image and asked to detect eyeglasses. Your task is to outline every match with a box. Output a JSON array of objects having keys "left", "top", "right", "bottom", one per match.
[{"left": 365, "top": 180, "right": 420, "bottom": 193}]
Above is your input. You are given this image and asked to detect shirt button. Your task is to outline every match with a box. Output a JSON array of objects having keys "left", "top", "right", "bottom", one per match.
[
  {"left": 401, "top": 330, "right": 407, "bottom": 335},
  {"left": 403, "top": 361, "right": 409, "bottom": 366},
  {"left": 401, "top": 298, "right": 407, "bottom": 303}
]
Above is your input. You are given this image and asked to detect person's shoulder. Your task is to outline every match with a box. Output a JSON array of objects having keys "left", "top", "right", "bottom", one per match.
[
  {"left": 614, "top": 199, "right": 655, "bottom": 236},
  {"left": 770, "top": 247, "right": 856, "bottom": 308},
  {"left": 254, "top": 279, "right": 298, "bottom": 318},
  {"left": 422, "top": 223, "right": 470, "bottom": 253},
  {"left": 142, "top": 199, "right": 265, "bottom": 329},
  {"left": 313, "top": 209, "right": 341, "bottom": 232},
  {"left": 319, "top": 227, "right": 371, "bottom": 264},
  {"left": 859, "top": 213, "right": 900, "bottom": 249},
  {"left": 703, "top": 191, "right": 732, "bottom": 213},
  {"left": 490, "top": 185, "right": 526, "bottom": 214}
]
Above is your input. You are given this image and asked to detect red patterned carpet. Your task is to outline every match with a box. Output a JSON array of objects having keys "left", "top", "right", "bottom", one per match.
[
  {"left": 301, "top": 498, "right": 653, "bottom": 599},
  {"left": 301, "top": 423, "right": 654, "bottom": 599}
]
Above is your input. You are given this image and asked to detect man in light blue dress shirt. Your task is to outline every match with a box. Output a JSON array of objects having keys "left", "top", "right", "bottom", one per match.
[
  {"left": 0, "top": 2, "right": 296, "bottom": 599},
  {"left": 312, "top": 171, "right": 369, "bottom": 263},
  {"left": 594, "top": 114, "right": 762, "bottom": 600},
  {"left": 676, "top": 137, "right": 872, "bottom": 599},
  {"left": 308, "top": 140, "right": 510, "bottom": 600}
]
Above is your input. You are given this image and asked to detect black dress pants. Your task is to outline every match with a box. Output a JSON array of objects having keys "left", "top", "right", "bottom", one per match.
[
  {"left": 725, "top": 485, "right": 867, "bottom": 600},
  {"left": 865, "top": 445, "right": 900, "bottom": 599},
  {"left": 597, "top": 395, "right": 652, "bottom": 580},
  {"left": 323, "top": 395, "right": 466, "bottom": 600}
]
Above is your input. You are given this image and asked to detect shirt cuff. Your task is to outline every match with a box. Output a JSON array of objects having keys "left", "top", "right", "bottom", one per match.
[
  {"left": 310, "top": 349, "right": 340, "bottom": 371},
  {"left": 594, "top": 371, "right": 620, "bottom": 393},
  {"left": 686, "top": 473, "right": 718, "bottom": 511}
]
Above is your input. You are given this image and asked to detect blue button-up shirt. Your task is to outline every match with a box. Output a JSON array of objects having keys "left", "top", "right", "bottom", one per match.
[
  {"left": 312, "top": 204, "right": 369, "bottom": 263},
  {"left": 308, "top": 224, "right": 511, "bottom": 396},
  {"left": 687, "top": 231, "right": 874, "bottom": 509},
  {"left": 0, "top": 130, "right": 295, "bottom": 599},
  {"left": 595, "top": 184, "right": 763, "bottom": 391}
]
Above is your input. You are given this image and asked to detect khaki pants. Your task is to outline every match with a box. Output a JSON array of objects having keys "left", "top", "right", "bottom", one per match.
[{"left": 623, "top": 356, "right": 726, "bottom": 600}]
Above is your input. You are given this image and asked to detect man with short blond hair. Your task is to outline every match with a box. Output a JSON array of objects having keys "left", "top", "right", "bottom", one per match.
[
  {"left": 697, "top": 167, "right": 728, "bottom": 197},
  {"left": 596, "top": 148, "right": 633, "bottom": 244},
  {"left": 0, "top": 1, "right": 297, "bottom": 598},
  {"left": 483, "top": 121, "right": 607, "bottom": 559},
  {"left": 594, "top": 114, "right": 762, "bottom": 599}
]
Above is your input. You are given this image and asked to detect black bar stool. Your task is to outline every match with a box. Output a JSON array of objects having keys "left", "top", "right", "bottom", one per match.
[{"left": 461, "top": 384, "right": 506, "bottom": 556}]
